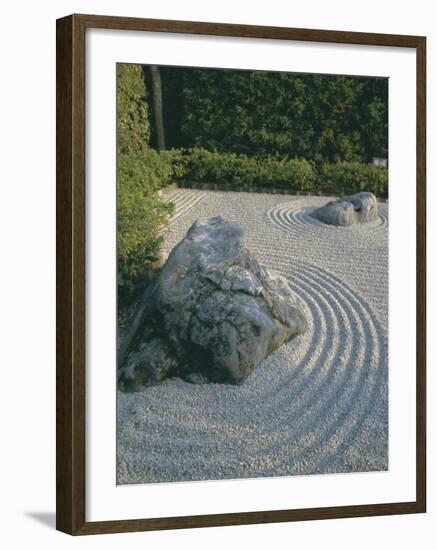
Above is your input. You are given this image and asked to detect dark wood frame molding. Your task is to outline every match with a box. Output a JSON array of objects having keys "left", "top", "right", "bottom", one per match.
[{"left": 56, "top": 13, "right": 426, "bottom": 535}]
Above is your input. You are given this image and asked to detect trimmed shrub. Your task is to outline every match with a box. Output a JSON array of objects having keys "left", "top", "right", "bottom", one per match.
[
  {"left": 117, "top": 64, "right": 151, "bottom": 155},
  {"left": 160, "top": 67, "right": 388, "bottom": 164},
  {"left": 159, "top": 148, "right": 188, "bottom": 180},
  {"left": 319, "top": 162, "right": 388, "bottom": 197},
  {"left": 117, "top": 150, "right": 175, "bottom": 290},
  {"left": 174, "top": 148, "right": 316, "bottom": 192},
  {"left": 117, "top": 64, "right": 176, "bottom": 292},
  {"left": 170, "top": 148, "right": 387, "bottom": 197}
]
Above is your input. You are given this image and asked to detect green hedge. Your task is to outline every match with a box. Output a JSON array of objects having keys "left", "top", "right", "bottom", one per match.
[
  {"left": 117, "top": 150, "right": 175, "bottom": 290},
  {"left": 319, "top": 161, "right": 388, "bottom": 197},
  {"left": 117, "top": 64, "right": 179, "bottom": 293},
  {"left": 173, "top": 148, "right": 316, "bottom": 192},
  {"left": 169, "top": 148, "right": 387, "bottom": 197},
  {"left": 160, "top": 67, "right": 388, "bottom": 164},
  {"left": 117, "top": 64, "right": 151, "bottom": 155}
]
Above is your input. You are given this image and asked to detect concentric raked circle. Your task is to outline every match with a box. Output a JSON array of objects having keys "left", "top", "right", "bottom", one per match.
[
  {"left": 267, "top": 201, "right": 388, "bottom": 238},
  {"left": 117, "top": 261, "right": 388, "bottom": 484}
]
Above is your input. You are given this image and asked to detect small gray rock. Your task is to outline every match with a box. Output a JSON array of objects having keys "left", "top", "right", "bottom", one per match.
[
  {"left": 118, "top": 217, "right": 307, "bottom": 389},
  {"left": 310, "top": 192, "right": 379, "bottom": 226}
]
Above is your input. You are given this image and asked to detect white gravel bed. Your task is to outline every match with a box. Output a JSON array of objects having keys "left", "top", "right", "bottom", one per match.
[{"left": 117, "top": 189, "right": 388, "bottom": 484}]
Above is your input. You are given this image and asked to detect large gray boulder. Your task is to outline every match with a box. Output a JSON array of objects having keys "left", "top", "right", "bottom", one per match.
[
  {"left": 118, "top": 217, "right": 307, "bottom": 390},
  {"left": 310, "top": 192, "right": 378, "bottom": 226}
]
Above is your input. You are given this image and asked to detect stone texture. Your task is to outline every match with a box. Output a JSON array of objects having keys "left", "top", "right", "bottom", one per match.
[
  {"left": 118, "top": 217, "right": 307, "bottom": 390},
  {"left": 310, "top": 192, "right": 379, "bottom": 226}
]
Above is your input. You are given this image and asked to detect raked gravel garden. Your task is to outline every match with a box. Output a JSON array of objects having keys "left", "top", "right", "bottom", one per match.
[{"left": 117, "top": 188, "right": 389, "bottom": 484}]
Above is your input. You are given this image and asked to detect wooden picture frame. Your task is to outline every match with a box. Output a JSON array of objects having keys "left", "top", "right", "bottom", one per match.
[{"left": 56, "top": 13, "right": 426, "bottom": 535}]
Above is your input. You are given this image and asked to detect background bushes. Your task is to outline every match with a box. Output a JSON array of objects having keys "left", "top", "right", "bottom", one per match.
[
  {"left": 169, "top": 148, "right": 388, "bottom": 197},
  {"left": 117, "top": 64, "right": 389, "bottom": 292},
  {"left": 117, "top": 64, "right": 175, "bottom": 292},
  {"left": 157, "top": 67, "right": 388, "bottom": 164},
  {"left": 173, "top": 148, "right": 316, "bottom": 192},
  {"left": 117, "top": 64, "right": 151, "bottom": 155},
  {"left": 319, "top": 162, "right": 388, "bottom": 197},
  {"left": 117, "top": 150, "right": 174, "bottom": 289}
]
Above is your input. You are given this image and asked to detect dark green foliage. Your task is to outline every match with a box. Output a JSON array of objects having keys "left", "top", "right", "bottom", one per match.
[
  {"left": 169, "top": 148, "right": 387, "bottom": 197},
  {"left": 319, "top": 162, "right": 388, "bottom": 197},
  {"left": 117, "top": 64, "right": 175, "bottom": 291},
  {"left": 116, "top": 64, "right": 389, "bottom": 291},
  {"left": 174, "top": 148, "right": 316, "bottom": 191},
  {"left": 117, "top": 151, "right": 175, "bottom": 289},
  {"left": 159, "top": 67, "right": 388, "bottom": 164},
  {"left": 358, "top": 78, "right": 389, "bottom": 161},
  {"left": 117, "top": 64, "right": 151, "bottom": 155}
]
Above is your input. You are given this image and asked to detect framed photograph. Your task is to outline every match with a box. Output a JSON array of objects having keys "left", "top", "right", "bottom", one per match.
[{"left": 56, "top": 14, "right": 426, "bottom": 535}]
